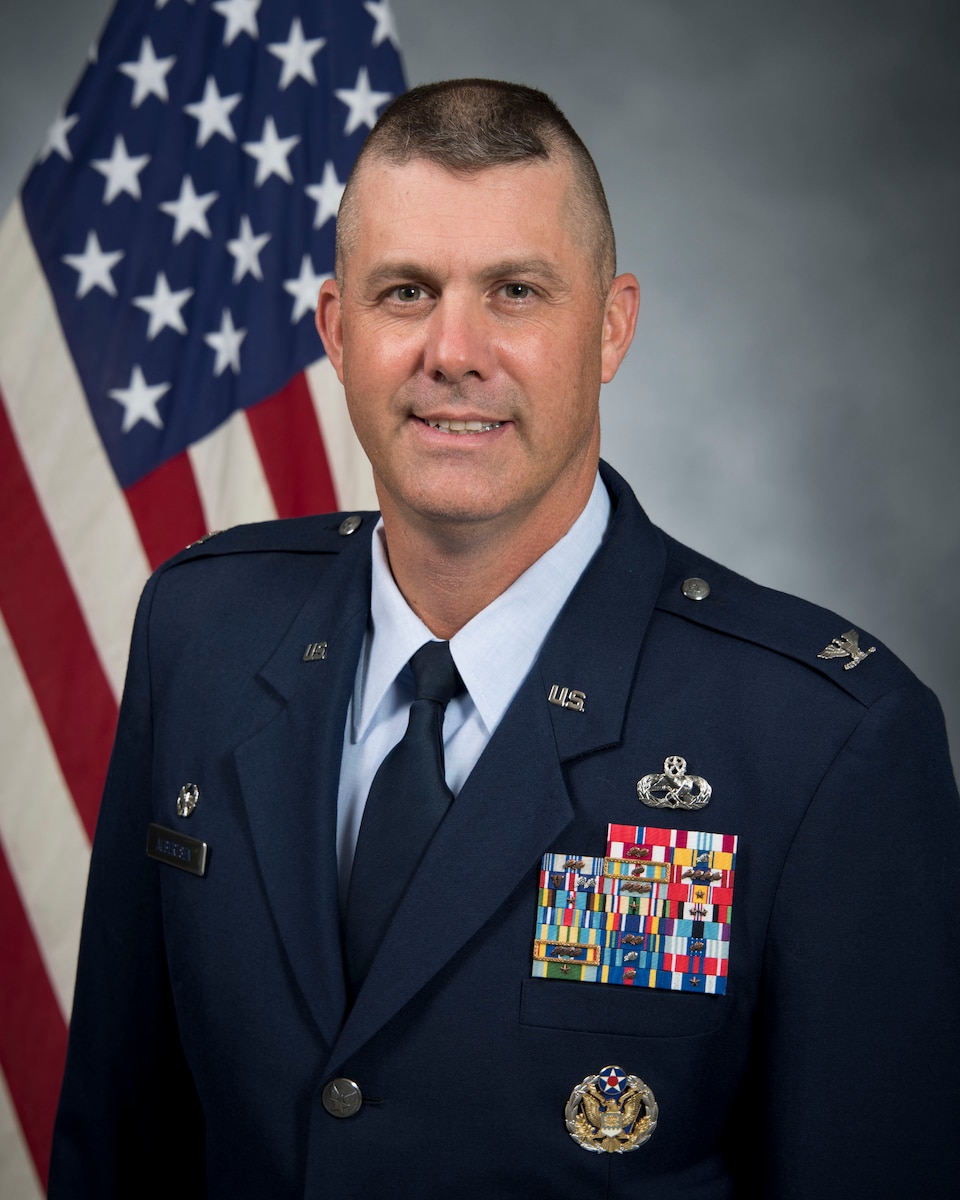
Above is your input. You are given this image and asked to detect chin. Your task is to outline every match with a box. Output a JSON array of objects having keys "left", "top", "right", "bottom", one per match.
[{"left": 386, "top": 481, "right": 513, "bottom": 529}]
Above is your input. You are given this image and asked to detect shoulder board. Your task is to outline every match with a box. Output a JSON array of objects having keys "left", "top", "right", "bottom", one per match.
[
  {"left": 654, "top": 532, "right": 918, "bottom": 708},
  {"left": 163, "top": 510, "right": 379, "bottom": 568}
]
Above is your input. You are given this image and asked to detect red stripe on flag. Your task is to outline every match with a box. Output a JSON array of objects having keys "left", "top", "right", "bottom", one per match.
[
  {"left": 0, "top": 392, "right": 117, "bottom": 840},
  {"left": 0, "top": 842, "right": 68, "bottom": 1190},
  {"left": 124, "top": 451, "right": 208, "bottom": 570},
  {"left": 245, "top": 372, "right": 338, "bottom": 518}
]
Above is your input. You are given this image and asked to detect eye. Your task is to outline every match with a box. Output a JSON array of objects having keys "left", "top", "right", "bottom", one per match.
[
  {"left": 502, "top": 282, "right": 534, "bottom": 300},
  {"left": 393, "top": 285, "right": 423, "bottom": 302}
]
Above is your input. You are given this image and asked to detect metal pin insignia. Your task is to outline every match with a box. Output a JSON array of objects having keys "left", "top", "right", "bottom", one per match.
[
  {"left": 177, "top": 783, "right": 199, "bottom": 817},
  {"left": 817, "top": 628, "right": 876, "bottom": 670},
  {"left": 565, "top": 1065, "right": 658, "bottom": 1154},
  {"left": 638, "top": 755, "right": 712, "bottom": 810},
  {"left": 547, "top": 684, "right": 586, "bottom": 713}
]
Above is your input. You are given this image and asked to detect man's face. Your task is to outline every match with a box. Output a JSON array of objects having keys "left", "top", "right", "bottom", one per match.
[{"left": 316, "top": 155, "right": 637, "bottom": 542}]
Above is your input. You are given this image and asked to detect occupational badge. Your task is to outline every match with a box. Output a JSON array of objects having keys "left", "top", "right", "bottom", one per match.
[
  {"left": 638, "top": 755, "right": 711, "bottom": 809},
  {"left": 565, "top": 1065, "right": 658, "bottom": 1153}
]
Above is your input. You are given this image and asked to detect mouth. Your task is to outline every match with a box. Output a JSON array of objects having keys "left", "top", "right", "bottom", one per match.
[{"left": 419, "top": 417, "right": 504, "bottom": 434}]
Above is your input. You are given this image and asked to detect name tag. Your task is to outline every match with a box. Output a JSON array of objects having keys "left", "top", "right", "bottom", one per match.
[{"left": 146, "top": 823, "right": 208, "bottom": 877}]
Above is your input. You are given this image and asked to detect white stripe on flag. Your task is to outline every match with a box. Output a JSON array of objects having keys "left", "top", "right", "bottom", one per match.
[
  {"left": 0, "top": 202, "right": 149, "bottom": 699},
  {"left": 189, "top": 406, "right": 278, "bottom": 533},
  {"left": 0, "top": 613, "right": 90, "bottom": 1020},
  {"left": 0, "top": 1041, "right": 44, "bottom": 1200},
  {"left": 305, "top": 356, "right": 378, "bottom": 511}
]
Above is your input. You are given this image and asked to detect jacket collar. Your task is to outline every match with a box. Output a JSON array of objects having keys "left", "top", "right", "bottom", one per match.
[
  {"left": 230, "top": 523, "right": 373, "bottom": 1046},
  {"left": 229, "top": 464, "right": 666, "bottom": 1062}
]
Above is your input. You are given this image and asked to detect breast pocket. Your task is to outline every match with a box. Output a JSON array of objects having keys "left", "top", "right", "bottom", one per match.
[{"left": 519, "top": 977, "right": 728, "bottom": 1039}]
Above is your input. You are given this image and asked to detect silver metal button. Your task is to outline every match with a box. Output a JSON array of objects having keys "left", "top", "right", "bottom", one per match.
[
  {"left": 338, "top": 515, "right": 362, "bottom": 536},
  {"left": 322, "top": 1077, "right": 362, "bottom": 1118},
  {"left": 681, "top": 577, "right": 710, "bottom": 601}
]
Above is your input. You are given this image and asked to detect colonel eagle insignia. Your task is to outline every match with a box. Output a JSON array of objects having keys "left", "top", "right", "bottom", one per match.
[{"left": 817, "top": 628, "right": 876, "bottom": 670}]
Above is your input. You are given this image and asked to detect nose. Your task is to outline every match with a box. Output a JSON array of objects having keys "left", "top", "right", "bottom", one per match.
[{"left": 422, "top": 293, "right": 493, "bottom": 384}]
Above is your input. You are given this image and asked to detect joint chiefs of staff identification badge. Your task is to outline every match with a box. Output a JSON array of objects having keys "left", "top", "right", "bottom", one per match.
[{"left": 566, "top": 1065, "right": 658, "bottom": 1154}]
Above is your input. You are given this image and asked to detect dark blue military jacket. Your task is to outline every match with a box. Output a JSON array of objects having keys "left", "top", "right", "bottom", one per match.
[{"left": 49, "top": 462, "right": 960, "bottom": 1198}]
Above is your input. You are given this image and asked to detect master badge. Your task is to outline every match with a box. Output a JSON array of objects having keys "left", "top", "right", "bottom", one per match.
[
  {"left": 638, "top": 755, "right": 711, "bottom": 810},
  {"left": 565, "top": 1065, "right": 658, "bottom": 1154}
]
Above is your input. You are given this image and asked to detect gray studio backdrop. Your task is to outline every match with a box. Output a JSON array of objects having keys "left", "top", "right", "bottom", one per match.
[{"left": 2, "top": 0, "right": 958, "bottom": 761}]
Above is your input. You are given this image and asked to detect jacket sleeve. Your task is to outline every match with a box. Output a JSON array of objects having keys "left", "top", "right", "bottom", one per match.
[
  {"left": 757, "top": 681, "right": 960, "bottom": 1195},
  {"left": 47, "top": 572, "right": 206, "bottom": 1199}
]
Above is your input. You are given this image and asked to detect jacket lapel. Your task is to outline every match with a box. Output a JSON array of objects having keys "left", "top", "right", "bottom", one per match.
[
  {"left": 326, "top": 465, "right": 667, "bottom": 1073},
  {"left": 231, "top": 539, "right": 371, "bottom": 1047}
]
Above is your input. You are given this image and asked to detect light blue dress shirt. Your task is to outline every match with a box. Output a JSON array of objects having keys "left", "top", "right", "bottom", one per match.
[{"left": 336, "top": 472, "right": 611, "bottom": 902}]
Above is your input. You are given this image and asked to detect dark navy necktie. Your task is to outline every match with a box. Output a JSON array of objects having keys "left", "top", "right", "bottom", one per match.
[{"left": 344, "top": 640, "right": 462, "bottom": 992}]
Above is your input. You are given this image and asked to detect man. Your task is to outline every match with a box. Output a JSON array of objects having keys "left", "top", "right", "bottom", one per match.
[{"left": 50, "top": 80, "right": 959, "bottom": 1197}]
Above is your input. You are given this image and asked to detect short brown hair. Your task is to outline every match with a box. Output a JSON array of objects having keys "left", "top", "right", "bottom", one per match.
[{"left": 335, "top": 78, "right": 616, "bottom": 291}]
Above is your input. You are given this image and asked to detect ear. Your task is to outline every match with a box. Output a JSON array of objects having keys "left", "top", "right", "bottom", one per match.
[
  {"left": 315, "top": 278, "right": 345, "bottom": 383},
  {"left": 600, "top": 273, "right": 640, "bottom": 384}
]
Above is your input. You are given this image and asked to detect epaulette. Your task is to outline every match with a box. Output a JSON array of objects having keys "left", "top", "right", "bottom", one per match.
[
  {"left": 162, "top": 510, "right": 380, "bottom": 568},
  {"left": 654, "top": 532, "right": 917, "bottom": 709}
]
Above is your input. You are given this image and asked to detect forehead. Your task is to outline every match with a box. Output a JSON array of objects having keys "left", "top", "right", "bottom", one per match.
[{"left": 347, "top": 155, "right": 585, "bottom": 270}]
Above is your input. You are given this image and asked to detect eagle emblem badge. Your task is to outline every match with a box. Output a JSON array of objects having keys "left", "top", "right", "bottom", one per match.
[
  {"left": 817, "top": 628, "right": 876, "bottom": 670},
  {"left": 565, "top": 1065, "right": 658, "bottom": 1153}
]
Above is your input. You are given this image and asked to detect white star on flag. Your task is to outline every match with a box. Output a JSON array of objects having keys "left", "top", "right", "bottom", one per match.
[
  {"left": 268, "top": 17, "right": 326, "bottom": 90},
  {"left": 118, "top": 37, "right": 177, "bottom": 107},
  {"left": 159, "top": 175, "right": 219, "bottom": 244},
  {"left": 204, "top": 308, "right": 247, "bottom": 375},
  {"left": 40, "top": 110, "right": 80, "bottom": 163},
  {"left": 226, "top": 214, "right": 271, "bottom": 282},
  {"left": 335, "top": 66, "right": 392, "bottom": 136},
  {"left": 183, "top": 75, "right": 241, "bottom": 147},
  {"left": 364, "top": 0, "right": 401, "bottom": 49},
  {"left": 108, "top": 364, "right": 171, "bottom": 432},
  {"left": 213, "top": 0, "right": 261, "bottom": 46},
  {"left": 61, "top": 231, "right": 125, "bottom": 298},
  {"left": 305, "top": 161, "right": 344, "bottom": 230},
  {"left": 242, "top": 116, "right": 300, "bottom": 186},
  {"left": 132, "top": 271, "right": 194, "bottom": 339},
  {"left": 90, "top": 134, "right": 151, "bottom": 203},
  {"left": 283, "top": 254, "right": 329, "bottom": 322}
]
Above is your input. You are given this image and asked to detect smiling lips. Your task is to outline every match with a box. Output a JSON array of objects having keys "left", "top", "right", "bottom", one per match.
[{"left": 421, "top": 417, "right": 504, "bottom": 434}]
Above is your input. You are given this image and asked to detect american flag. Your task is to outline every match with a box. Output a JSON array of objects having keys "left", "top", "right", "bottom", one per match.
[{"left": 0, "top": 1, "right": 405, "bottom": 1191}]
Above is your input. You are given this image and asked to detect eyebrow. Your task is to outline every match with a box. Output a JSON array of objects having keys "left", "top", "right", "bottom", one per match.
[{"left": 361, "top": 258, "right": 569, "bottom": 291}]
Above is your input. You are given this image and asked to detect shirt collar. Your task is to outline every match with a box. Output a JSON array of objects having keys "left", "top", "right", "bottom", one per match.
[{"left": 354, "top": 472, "right": 611, "bottom": 740}]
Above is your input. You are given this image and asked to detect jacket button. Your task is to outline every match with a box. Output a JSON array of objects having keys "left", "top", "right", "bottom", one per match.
[
  {"left": 338, "top": 515, "right": 363, "bottom": 536},
  {"left": 681, "top": 576, "right": 710, "bottom": 601},
  {"left": 322, "top": 1077, "right": 363, "bottom": 1118}
]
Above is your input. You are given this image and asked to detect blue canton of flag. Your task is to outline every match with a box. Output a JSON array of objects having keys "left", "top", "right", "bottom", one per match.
[{"left": 22, "top": 0, "right": 405, "bottom": 490}]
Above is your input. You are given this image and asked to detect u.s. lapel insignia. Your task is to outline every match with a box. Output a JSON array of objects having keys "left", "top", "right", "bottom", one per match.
[
  {"left": 547, "top": 684, "right": 586, "bottom": 712},
  {"left": 565, "top": 1065, "right": 658, "bottom": 1154},
  {"left": 817, "top": 628, "right": 876, "bottom": 670},
  {"left": 638, "top": 755, "right": 711, "bottom": 810}
]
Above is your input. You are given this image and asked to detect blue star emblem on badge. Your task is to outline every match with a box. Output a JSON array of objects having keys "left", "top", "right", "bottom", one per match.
[{"left": 598, "top": 1065, "right": 627, "bottom": 1097}]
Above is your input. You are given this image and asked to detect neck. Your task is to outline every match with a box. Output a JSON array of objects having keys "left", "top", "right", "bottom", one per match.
[{"left": 379, "top": 473, "right": 598, "bottom": 640}]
